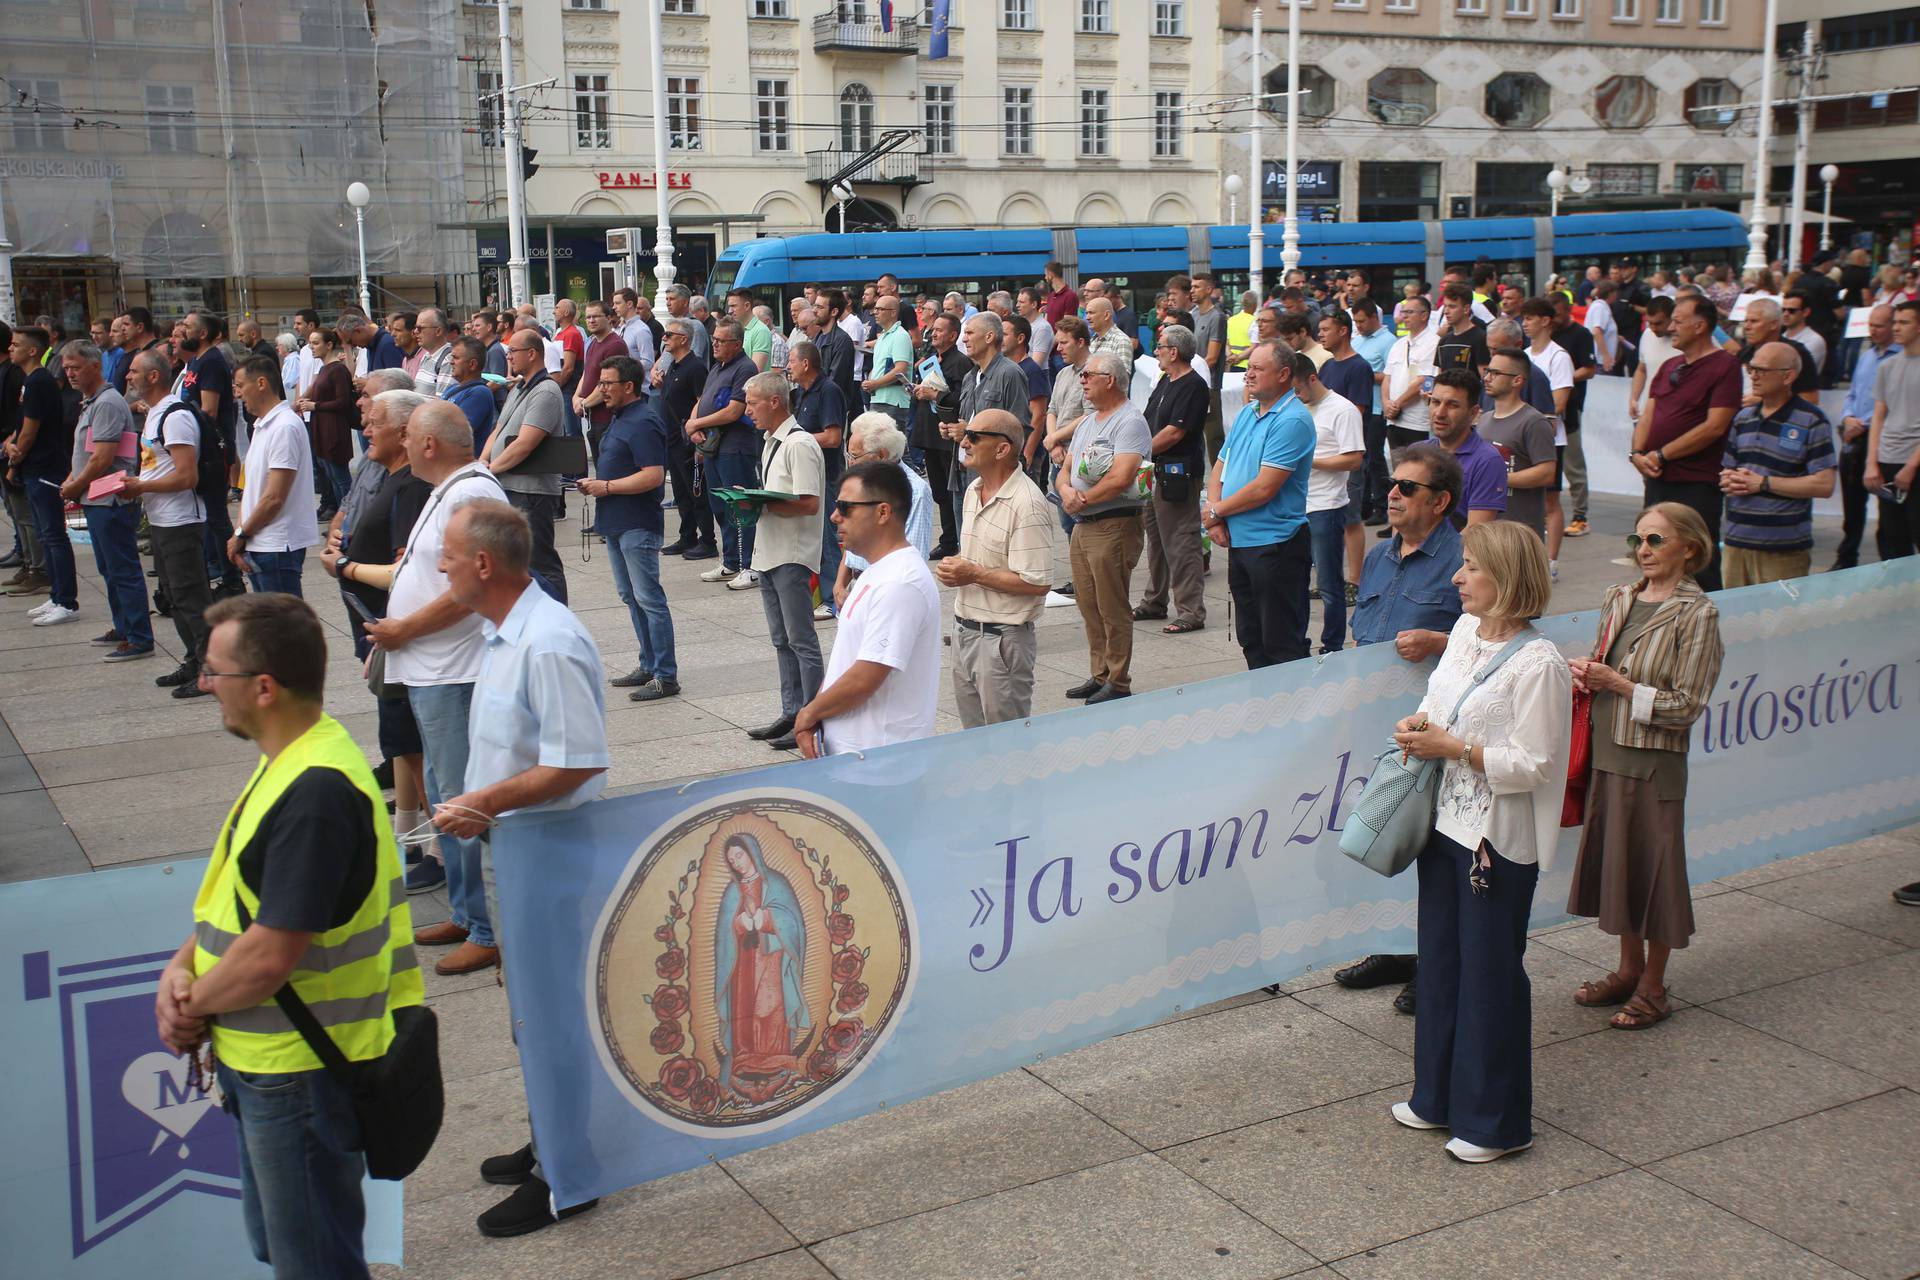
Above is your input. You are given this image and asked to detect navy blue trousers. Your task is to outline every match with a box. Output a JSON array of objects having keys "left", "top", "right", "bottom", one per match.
[{"left": 1411, "top": 829, "right": 1538, "bottom": 1150}]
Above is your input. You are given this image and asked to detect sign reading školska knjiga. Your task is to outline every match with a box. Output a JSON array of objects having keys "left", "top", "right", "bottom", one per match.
[{"left": 491, "top": 560, "right": 1920, "bottom": 1209}]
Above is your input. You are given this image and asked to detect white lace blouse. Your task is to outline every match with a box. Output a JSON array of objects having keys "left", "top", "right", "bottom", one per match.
[{"left": 1415, "top": 614, "right": 1573, "bottom": 868}]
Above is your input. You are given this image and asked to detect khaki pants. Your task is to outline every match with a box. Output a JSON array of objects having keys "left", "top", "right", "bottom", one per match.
[
  {"left": 1140, "top": 484, "right": 1207, "bottom": 627},
  {"left": 1722, "top": 544, "right": 1811, "bottom": 588},
  {"left": 1069, "top": 512, "right": 1146, "bottom": 692},
  {"left": 952, "top": 619, "right": 1038, "bottom": 728},
  {"left": 1563, "top": 426, "right": 1590, "bottom": 520}
]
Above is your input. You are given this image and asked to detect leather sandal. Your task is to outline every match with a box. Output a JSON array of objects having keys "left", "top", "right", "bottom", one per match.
[
  {"left": 1574, "top": 971, "right": 1638, "bottom": 1008},
  {"left": 1609, "top": 989, "right": 1672, "bottom": 1030},
  {"left": 1162, "top": 620, "right": 1204, "bottom": 634}
]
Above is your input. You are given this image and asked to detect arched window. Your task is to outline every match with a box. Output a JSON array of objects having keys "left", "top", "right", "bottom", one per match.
[{"left": 839, "top": 83, "right": 875, "bottom": 152}]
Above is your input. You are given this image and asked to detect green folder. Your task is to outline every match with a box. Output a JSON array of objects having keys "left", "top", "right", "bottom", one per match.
[{"left": 710, "top": 487, "right": 801, "bottom": 530}]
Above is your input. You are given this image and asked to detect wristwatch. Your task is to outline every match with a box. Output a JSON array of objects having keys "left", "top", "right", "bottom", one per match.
[{"left": 1760, "top": 475, "right": 1773, "bottom": 495}]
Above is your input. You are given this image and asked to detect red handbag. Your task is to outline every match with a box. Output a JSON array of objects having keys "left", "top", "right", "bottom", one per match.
[{"left": 1562, "top": 603, "right": 1617, "bottom": 828}]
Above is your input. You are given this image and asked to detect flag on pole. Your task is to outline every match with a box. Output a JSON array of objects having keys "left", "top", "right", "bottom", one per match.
[
  {"left": 929, "top": 0, "right": 950, "bottom": 59},
  {"left": 879, "top": 0, "right": 894, "bottom": 32}
]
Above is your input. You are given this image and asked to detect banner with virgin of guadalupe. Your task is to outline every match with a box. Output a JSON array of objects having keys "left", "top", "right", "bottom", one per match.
[{"left": 490, "top": 560, "right": 1920, "bottom": 1208}]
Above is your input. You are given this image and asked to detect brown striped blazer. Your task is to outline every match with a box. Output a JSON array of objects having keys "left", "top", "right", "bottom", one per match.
[{"left": 1589, "top": 577, "right": 1725, "bottom": 755}]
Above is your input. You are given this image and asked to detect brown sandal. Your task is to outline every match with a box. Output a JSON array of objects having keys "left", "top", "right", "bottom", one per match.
[
  {"left": 1609, "top": 989, "right": 1672, "bottom": 1030},
  {"left": 1574, "top": 971, "right": 1638, "bottom": 1007}
]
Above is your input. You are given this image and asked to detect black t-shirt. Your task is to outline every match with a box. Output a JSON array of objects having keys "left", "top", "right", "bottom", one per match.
[
  {"left": 1552, "top": 321, "right": 1598, "bottom": 418},
  {"left": 794, "top": 377, "right": 848, "bottom": 483},
  {"left": 182, "top": 347, "right": 236, "bottom": 450},
  {"left": 1740, "top": 339, "right": 1820, "bottom": 399},
  {"left": 659, "top": 354, "right": 707, "bottom": 431},
  {"left": 0, "top": 362, "right": 24, "bottom": 441},
  {"left": 1434, "top": 322, "right": 1488, "bottom": 377},
  {"left": 345, "top": 466, "right": 431, "bottom": 616},
  {"left": 18, "top": 366, "right": 71, "bottom": 474},
  {"left": 1615, "top": 281, "right": 1652, "bottom": 342},
  {"left": 1145, "top": 370, "right": 1209, "bottom": 468},
  {"left": 237, "top": 767, "right": 378, "bottom": 934}
]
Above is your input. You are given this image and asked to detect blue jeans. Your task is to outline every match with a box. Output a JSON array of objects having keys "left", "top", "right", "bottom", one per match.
[
  {"left": 1307, "top": 505, "right": 1350, "bottom": 654},
  {"left": 318, "top": 457, "right": 353, "bottom": 512},
  {"left": 82, "top": 503, "right": 154, "bottom": 647},
  {"left": 23, "top": 471, "right": 78, "bottom": 609},
  {"left": 246, "top": 547, "right": 306, "bottom": 597},
  {"left": 216, "top": 1064, "right": 370, "bottom": 1280},
  {"left": 705, "top": 449, "right": 760, "bottom": 571},
  {"left": 757, "top": 561, "right": 823, "bottom": 718},
  {"left": 1412, "top": 830, "right": 1540, "bottom": 1150},
  {"left": 819, "top": 473, "right": 843, "bottom": 613},
  {"left": 608, "top": 526, "right": 677, "bottom": 682},
  {"left": 407, "top": 681, "right": 492, "bottom": 947}
]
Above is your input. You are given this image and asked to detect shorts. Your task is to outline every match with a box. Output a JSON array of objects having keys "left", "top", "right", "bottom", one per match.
[
  {"left": 1342, "top": 496, "right": 1361, "bottom": 527},
  {"left": 376, "top": 686, "right": 424, "bottom": 760},
  {"left": 1550, "top": 444, "right": 1565, "bottom": 493}
]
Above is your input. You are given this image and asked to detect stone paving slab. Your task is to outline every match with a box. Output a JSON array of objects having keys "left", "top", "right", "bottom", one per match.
[
  {"left": 1739, "top": 842, "right": 1920, "bottom": 948},
  {"left": 1707, "top": 950, "right": 1920, "bottom": 1091}
]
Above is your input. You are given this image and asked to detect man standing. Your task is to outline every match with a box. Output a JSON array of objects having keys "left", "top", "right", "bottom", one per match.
[
  {"left": 1627, "top": 296, "right": 1679, "bottom": 423},
  {"left": 1058, "top": 351, "right": 1152, "bottom": 700},
  {"left": 814, "top": 289, "right": 858, "bottom": 409},
  {"left": 1383, "top": 297, "right": 1439, "bottom": 447},
  {"left": 863, "top": 295, "right": 914, "bottom": 434},
  {"left": 689, "top": 320, "right": 761, "bottom": 585},
  {"left": 1296, "top": 354, "right": 1364, "bottom": 654},
  {"left": 360, "top": 400, "right": 508, "bottom": 976},
  {"left": 411, "top": 309, "right": 455, "bottom": 398},
  {"left": 1205, "top": 341, "right": 1316, "bottom": 668},
  {"left": 834, "top": 413, "right": 935, "bottom": 612},
  {"left": 665, "top": 284, "right": 711, "bottom": 362},
  {"left": 441, "top": 336, "right": 498, "bottom": 452},
  {"left": 1549, "top": 292, "right": 1599, "bottom": 535},
  {"left": 1085, "top": 278, "right": 1140, "bottom": 355},
  {"left": 650, "top": 318, "right": 713, "bottom": 559},
  {"left": 1017, "top": 287, "right": 1056, "bottom": 380},
  {"left": 571, "top": 300, "right": 628, "bottom": 457},
  {"left": 613, "top": 287, "right": 657, "bottom": 385},
  {"left": 795, "top": 461, "right": 941, "bottom": 758},
  {"left": 1433, "top": 284, "right": 1489, "bottom": 379},
  {"left": 7, "top": 328, "right": 77, "bottom": 618},
  {"left": 389, "top": 312, "right": 423, "bottom": 380},
  {"left": 1427, "top": 368, "right": 1510, "bottom": 528},
  {"left": 1476, "top": 350, "right": 1559, "bottom": 538},
  {"left": 122, "top": 350, "right": 212, "bottom": 692},
  {"left": 1043, "top": 261, "right": 1080, "bottom": 327},
  {"left": 1634, "top": 294, "right": 1743, "bottom": 590},
  {"left": 346, "top": 309, "right": 407, "bottom": 373},
  {"left": 1864, "top": 300, "right": 1920, "bottom": 560},
  {"left": 428, "top": 501, "right": 607, "bottom": 1239},
  {"left": 739, "top": 373, "right": 825, "bottom": 750},
  {"left": 550, "top": 299, "right": 586, "bottom": 434},
  {"left": 155, "top": 593, "right": 421, "bottom": 1279},
  {"left": 1719, "top": 342, "right": 1836, "bottom": 587},
  {"left": 938, "top": 409, "right": 1054, "bottom": 726},
  {"left": 486, "top": 329, "right": 570, "bottom": 603},
  {"left": 1781, "top": 291, "right": 1829, "bottom": 379},
  {"left": 229, "top": 355, "right": 319, "bottom": 597},
  {"left": 110, "top": 307, "right": 164, "bottom": 397},
  {"left": 1349, "top": 298, "right": 1397, "bottom": 524},
  {"left": 1738, "top": 298, "right": 1822, "bottom": 407},
  {"left": 729, "top": 289, "right": 773, "bottom": 372},
  {"left": 910, "top": 313, "right": 969, "bottom": 558},
  {"left": 949, "top": 312, "right": 1032, "bottom": 505},
  {"left": 1832, "top": 304, "right": 1896, "bottom": 569},
  {"left": 789, "top": 340, "right": 847, "bottom": 620},
  {"left": 1085, "top": 298, "right": 1134, "bottom": 365},
  {"left": 60, "top": 343, "right": 153, "bottom": 659},
  {"left": 1319, "top": 308, "right": 1378, "bottom": 577},
  {"left": 580, "top": 358, "right": 678, "bottom": 701},
  {"left": 175, "top": 312, "right": 244, "bottom": 592},
  {"left": 1587, "top": 279, "right": 1622, "bottom": 373}
]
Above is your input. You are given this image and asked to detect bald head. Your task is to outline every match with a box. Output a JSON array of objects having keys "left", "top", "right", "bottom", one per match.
[
  {"left": 553, "top": 298, "right": 576, "bottom": 322},
  {"left": 1086, "top": 297, "right": 1114, "bottom": 327},
  {"left": 405, "top": 399, "right": 476, "bottom": 482}
]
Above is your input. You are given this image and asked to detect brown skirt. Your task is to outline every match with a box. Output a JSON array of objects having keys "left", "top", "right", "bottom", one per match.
[{"left": 1566, "top": 768, "right": 1695, "bottom": 948}]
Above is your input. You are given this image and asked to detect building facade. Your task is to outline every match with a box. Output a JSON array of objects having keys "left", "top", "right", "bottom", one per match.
[
  {"left": 1217, "top": 0, "right": 1764, "bottom": 241},
  {"left": 463, "top": 0, "right": 1223, "bottom": 303},
  {"left": 0, "top": 0, "right": 469, "bottom": 334},
  {"left": 1773, "top": 2, "right": 1919, "bottom": 265}
]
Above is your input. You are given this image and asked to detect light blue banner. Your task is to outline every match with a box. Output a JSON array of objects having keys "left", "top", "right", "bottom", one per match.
[
  {"left": 493, "top": 560, "right": 1920, "bottom": 1208},
  {"left": 0, "top": 860, "right": 404, "bottom": 1277}
]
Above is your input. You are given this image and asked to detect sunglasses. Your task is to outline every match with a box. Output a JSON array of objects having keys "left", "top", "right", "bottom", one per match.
[
  {"left": 1389, "top": 477, "right": 1441, "bottom": 497},
  {"left": 1666, "top": 361, "right": 1695, "bottom": 388},
  {"left": 834, "top": 498, "right": 884, "bottom": 517},
  {"left": 1625, "top": 533, "right": 1670, "bottom": 550},
  {"left": 961, "top": 430, "right": 1009, "bottom": 445}
]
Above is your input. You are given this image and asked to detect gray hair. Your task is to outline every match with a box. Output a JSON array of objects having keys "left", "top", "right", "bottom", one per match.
[
  {"left": 371, "top": 388, "right": 429, "bottom": 430},
  {"left": 1249, "top": 338, "right": 1295, "bottom": 370},
  {"left": 63, "top": 340, "right": 103, "bottom": 367},
  {"left": 663, "top": 317, "right": 697, "bottom": 341},
  {"left": 689, "top": 296, "right": 711, "bottom": 316},
  {"left": 1393, "top": 441, "right": 1463, "bottom": 517},
  {"left": 275, "top": 332, "right": 298, "bottom": 355},
  {"left": 744, "top": 370, "right": 791, "bottom": 403},
  {"left": 450, "top": 499, "right": 531, "bottom": 575},
  {"left": 363, "top": 367, "right": 414, "bottom": 396},
  {"left": 1486, "top": 318, "right": 1524, "bottom": 351},
  {"left": 410, "top": 399, "right": 474, "bottom": 453},
  {"left": 1158, "top": 323, "right": 1196, "bottom": 362},
  {"left": 665, "top": 283, "right": 690, "bottom": 302},
  {"left": 943, "top": 291, "right": 967, "bottom": 309},
  {"left": 417, "top": 307, "right": 447, "bottom": 332},
  {"left": 1086, "top": 350, "right": 1132, "bottom": 385},
  {"left": 850, "top": 411, "right": 906, "bottom": 462},
  {"left": 788, "top": 339, "right": 821, "bottom": 370},
  {"left": 986, "top": 290, "right": 1014, "bottom": 311},
  {"left": 753, "top": 304, "right": 776, "bottom": 326},
  {"left": 1743, "top": 297, "right": 1781, "bottom": 324},
  {"left": 130, "top": 348, "right": 173, "bottom": 382},
  {"left": 712, "top": 319, "right": 743, "bottom": 343},
  {"left": 966, "top": 311, "right": 1004, "bottom": 345}
]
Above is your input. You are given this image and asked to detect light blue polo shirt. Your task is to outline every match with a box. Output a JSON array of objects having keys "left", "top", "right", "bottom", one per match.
[
  {"left": 1352, "top": 327, "right": 1395, "bottom": 414},
  {"left": 1218, "top": 391, "right": 1316, "bottom": 549},
  {"left": 466, "top": 582, "right": 610, "bottom": 814}
]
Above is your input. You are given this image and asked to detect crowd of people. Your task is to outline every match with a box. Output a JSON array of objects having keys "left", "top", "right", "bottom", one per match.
[{"left": 2, "top": 242, "right": 1917, "bottom": 1272}]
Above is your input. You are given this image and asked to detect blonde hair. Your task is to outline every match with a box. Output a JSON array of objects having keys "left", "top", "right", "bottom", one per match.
[
  {"left": 1461, "top": 520, "right": 1553, "bottom": 621},
  {"left": 1640, "top": 502, "right": 1714, "bottom": 577}
]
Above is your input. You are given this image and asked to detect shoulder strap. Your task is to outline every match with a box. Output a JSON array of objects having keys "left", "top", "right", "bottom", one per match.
[
  {"left": 1445, "top": 627, "right": 1537, "bottom": 727},
  {"left": 231, "top": 890, "right": 357, "bottom": 1082}
]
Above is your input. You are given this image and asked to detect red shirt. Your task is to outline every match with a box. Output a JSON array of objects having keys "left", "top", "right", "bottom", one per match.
[
  {"left": 1645, "top": 347, "right": 1742, "bottom": 485},
  {"left": 581, "top": 331, "right": 629, "bottom": 426},
  {"left": 556, "top": 323, "right": 587, "bottom": 393},
  {"left": 1044, "top": 284, "right": 1080, "bottom": 326}
]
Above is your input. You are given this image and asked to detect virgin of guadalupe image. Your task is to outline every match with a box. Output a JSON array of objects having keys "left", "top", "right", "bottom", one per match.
[{"left": 713, "top": 834, "right": 815, "bottom": 1103}]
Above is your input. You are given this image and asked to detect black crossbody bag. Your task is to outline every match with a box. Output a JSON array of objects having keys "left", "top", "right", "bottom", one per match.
[{"left": 233, "top": 891, "right": 444, "bottom": 1180}]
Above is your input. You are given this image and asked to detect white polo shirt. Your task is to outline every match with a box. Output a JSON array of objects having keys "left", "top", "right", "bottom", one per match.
[
  {"left": 385, "top": 462, "right": 508, "bottom": 687},
  {"left": 239, "top": 402, "right": 319, "bottom": 552},
  {"left": 820, "top": 546, "right": 940, "bottom": 756}
]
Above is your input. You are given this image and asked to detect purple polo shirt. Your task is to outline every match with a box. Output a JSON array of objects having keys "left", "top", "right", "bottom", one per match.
[{"left": 1452, "top": 429, "right": 1510, "bottom": 524}]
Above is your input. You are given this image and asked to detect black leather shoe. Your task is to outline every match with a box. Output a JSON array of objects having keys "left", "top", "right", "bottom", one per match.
[
  {"left": 747, "top": 717, "right": 795, "bottom": 740},
  {"left": 1086, "top": 684, "right": 1131, "bottom": 705},
  {"left": 1065, "top": 678, "right": 1103, "bottom": 699},
  {"left": 681, "top": 543, "right": 719, "bottom": 561},
  {"left": 480, "top": 1143, "right": 536, "bottom": 1186},
  {"left": 1894, "top": 881, "right": 1920, "bottom": 907},
  {"left": 768, "top": 732, "right": 799, "bottom": 751},
  {"left": 661, "top": 539, "right": 692, "bottom": 556},
  {"left": 609, "top": 666, "right": 653, "bottom": 688},
  {"left": 1393, "top": 980, "right": 1417, "bottom": 1016},
  {"left": 1334, "top": 954, "right": 1417, "bottom": 989},
  {"left": 155, "top": 660, "right": 199, "bottom": 688},
  {"left": 477, "top": 1176, "right": 596, "bottom": 1237},
  {"left": 170, "top": 681, "right": 212, "bottom": 700}
]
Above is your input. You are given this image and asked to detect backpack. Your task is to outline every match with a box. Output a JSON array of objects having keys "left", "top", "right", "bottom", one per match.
[{"left": 153, "top": 398, "right": 231, "bottom": 511}]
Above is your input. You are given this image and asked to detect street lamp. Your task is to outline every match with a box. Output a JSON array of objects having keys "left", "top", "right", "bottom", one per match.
[
  {"left": 346, "top": 181, "right": 372, "bottom": 316},
  {"left": 1819, "top": 163, "right": 1840, "bottom": 252},
  {"left": 1546, "top": 167, "right": 1567, "bottom": 218},
  {"left": 1224, "top": 173, "right": 1243, "bottom": 226},
  {"left": 831, "top": 182, "right": 854, "bottom": 235}
]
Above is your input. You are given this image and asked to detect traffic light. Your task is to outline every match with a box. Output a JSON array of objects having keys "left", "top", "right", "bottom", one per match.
[{"left": 520, "top": 145, "right": 539, "bottom": 181}]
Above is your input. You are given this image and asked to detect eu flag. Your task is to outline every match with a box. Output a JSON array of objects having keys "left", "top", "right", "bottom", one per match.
[{"left": 930, "top": 0, "right": 950, "bottom": 59}]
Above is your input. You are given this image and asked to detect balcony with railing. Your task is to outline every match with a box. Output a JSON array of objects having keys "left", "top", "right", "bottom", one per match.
[
  {"left": 811, "top": 11, "right": 919, "bottom": 54},
  {"left": 806, "top": 148, "right": 927, "bottom": 186}
]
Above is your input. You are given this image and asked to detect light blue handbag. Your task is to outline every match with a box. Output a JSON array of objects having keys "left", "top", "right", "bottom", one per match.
[{"left": 1339, "top": 629, "right": 1537, "bottom": 877}]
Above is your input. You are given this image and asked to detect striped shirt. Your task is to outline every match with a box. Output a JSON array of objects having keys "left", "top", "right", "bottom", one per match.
[
  {"left": 1721, "top": 399, "right": 1835, "bottom": 552},
  {"left": 955, "top": 469, "right": 1056, "bottom": 625}
]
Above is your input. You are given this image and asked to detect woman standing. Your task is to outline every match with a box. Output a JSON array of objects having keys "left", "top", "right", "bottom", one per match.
[
  {"left": 1134, "top": 324, "right": 1209, "bottom": 633},
  {"left": 1390, "top": 520, "right": 1570, "bottom": 1163},
  {"left": 296, "top": 326, "right": 358, "bottom": 518},
  {"left": 1566, "top": 502, "right": 1723, "bottom": 1030}
]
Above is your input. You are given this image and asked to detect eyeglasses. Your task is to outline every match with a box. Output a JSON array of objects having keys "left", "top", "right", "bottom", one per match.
[
  {"left": 1625, "top": 533, "right": 1670, "bottom": 551},
  {"left": 198, "top": 667, "right": 262, "bottom": 683},
  {"left": 1077, "top": 371, "right": 1112, "bottom": 381},
  {"left": 1666, "top": 361, "right": 1696, "bottom": 388},
  {"left": 1389, "top": 477, "right": 1441, "bottom": 497},
  {"left": 834, "top": 498, "right": 885, "bottom": 517},
  {"left": 1748, "top": 364, "right": 1797, "bottom": 375}
]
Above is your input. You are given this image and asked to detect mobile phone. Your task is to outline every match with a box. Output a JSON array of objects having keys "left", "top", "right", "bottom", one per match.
[{"left": 343, "top": 592, "right": 379, "bottom": 626}]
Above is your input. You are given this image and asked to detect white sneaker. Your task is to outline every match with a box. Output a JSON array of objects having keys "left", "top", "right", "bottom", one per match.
[
  {"left": 812, "top": 604, "right": 834, "bottom": 622},
  {"left": 1392, "top": 1102, "right": 1445, "bottom": 1131},
  {"left": 1549, "top": 559, "right": 1560, "bottom": 581},
  {"left": 32, "top": 603, "right": 80, "bottom": 627},
  {"left": 27, "top": 599, "right": 59, "bottom": 619},
  {"left": 1445, "top": 1136, "right": 1532, "bottom": 1163},
  {"left": 725, "top": 569, "right": 760, "bottom": 591},
  {"left": 699, "top": 563, "right": 739, "bottom": 583}
]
